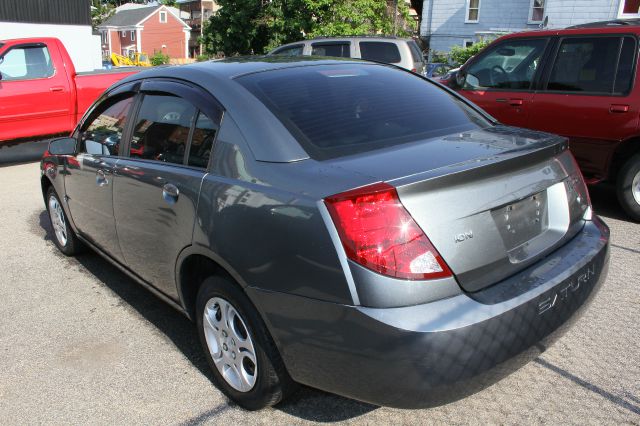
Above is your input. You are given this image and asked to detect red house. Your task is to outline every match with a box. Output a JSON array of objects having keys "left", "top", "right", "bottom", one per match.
[{"left": 98, "top": 5, "right": 191, "bottom": 60}]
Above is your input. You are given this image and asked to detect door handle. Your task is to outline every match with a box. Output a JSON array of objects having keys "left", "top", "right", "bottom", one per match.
[
  {"left": 508, "top": 98, "right": 524, "bottom": 107},
  {"left": 49, "top": 86, "right": 65, "bottom": 92},
  {"left": 610, "top": 104, "right": 629, "bottom": 113},
  {"left": 96, "top": 169, "right": 109, "bottom": 187},
  {"left": 162, "top": 183, "right": 179, "bottom": 204}
]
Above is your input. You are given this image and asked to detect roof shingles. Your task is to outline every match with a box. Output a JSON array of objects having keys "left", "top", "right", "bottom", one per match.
[{"left": 99, "top": 6, "right": 161, "bottom": 28}]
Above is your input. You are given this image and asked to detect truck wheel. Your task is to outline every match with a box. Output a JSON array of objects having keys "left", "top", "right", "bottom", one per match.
[
  {"left": 196, "top": 276, "right": 296, "bottom": 410},
  {"left": 46, "top": 186, "right": 83, "bottom": 255},
  {"left": 617, "top": 153, "right": 640, "bottom": 222}
]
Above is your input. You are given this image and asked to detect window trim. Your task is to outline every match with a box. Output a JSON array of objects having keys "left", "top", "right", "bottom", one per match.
[
  {"left": 540, "top": 34, "right": 638, "bottom": 97},
  {"left": 465, "top": 0, "right": 480, "bottom": 23},
  {"left": 461, "top": 37, "right": 551, "bottom": 93},
  {"left": 0, "top": 43, "right": 56, "bottom": 82},
  {"left": 159, "top": 11, "right": 168, "bottom": 23},
  {"left": 528, "top": 0, "right": 546, "bottom": 24}
]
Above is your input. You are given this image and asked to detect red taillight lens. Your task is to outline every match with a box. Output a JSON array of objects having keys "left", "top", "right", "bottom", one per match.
[{"left": 325, "top": 182, "right": 452, "bottom": 280}]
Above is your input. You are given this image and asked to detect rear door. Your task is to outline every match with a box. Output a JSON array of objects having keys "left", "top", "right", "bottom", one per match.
[
  {"left": 0, "top": 42, "right": 72, "bottom": 141},
  {"left": 113, "top": 80, "right": 222, "bottom": 299},
  {"left": 460, "top": 37, "right": 549, "bottom": 128},
  {"left": 528, "top": 35, "right": 639, "bottom": 180}
]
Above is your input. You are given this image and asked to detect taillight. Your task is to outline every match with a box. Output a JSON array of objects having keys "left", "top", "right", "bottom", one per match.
[
  {"left": 567, "top": 155, "right": 592, "bottom": 220},
  {"left": 325, "top": 182, "right": 452, "bottom": 280}
]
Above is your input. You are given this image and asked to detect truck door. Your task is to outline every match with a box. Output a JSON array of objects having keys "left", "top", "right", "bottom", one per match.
[{"left": 0, "top": 42, "right": 73, "bottom": 141}]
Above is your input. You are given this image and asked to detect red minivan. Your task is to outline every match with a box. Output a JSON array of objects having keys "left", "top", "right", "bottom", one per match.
[{"left": 447, "top": 21, "right": 640, "bottom": 221}]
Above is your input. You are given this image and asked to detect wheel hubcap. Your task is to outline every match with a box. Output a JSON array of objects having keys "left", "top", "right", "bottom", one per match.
[
  {"left": 202, "top": 297, "right": 257, "bottom": 392},
  {"left": 48, "top": 195, "right": 67, "bottom": 246},
  {"left": 632, "top": 170, "right": 640, "bottom": 205}
]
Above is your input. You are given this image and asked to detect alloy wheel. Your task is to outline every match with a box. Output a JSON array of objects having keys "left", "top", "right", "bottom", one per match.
[
  {"left": 48, "top": 195, "right": 68, "bottom": 247},
  {"left": 202, "top": 297, "right": 258, "bottom": 392}
]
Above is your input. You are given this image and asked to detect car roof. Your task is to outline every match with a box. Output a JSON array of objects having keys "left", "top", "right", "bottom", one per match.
[{"left": 497, "top": 21, "right": 640, "bottom": 41}]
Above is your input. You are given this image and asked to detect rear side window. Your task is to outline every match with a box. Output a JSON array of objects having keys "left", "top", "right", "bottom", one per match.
[
  {"left": 188, "top": 112, "right": 217, "bottom": 168},
  {"left": 130, "top": 94, "right": 196, "bottom": 164},
  {"left": 547, "top": 36, "right": 636, "bottom": 94},
  {"left": 272, "top": 44, "right": 304, "bottom": 56},
  {"left": 80, "top": 95, "right": 134, "bottom": 156},
  {"left": 311, "top": 43, "right": 350, "bottom": 57},
  {"left": 359, "top": 42, "right": 401, "bottom": 64},
  {"left": 0, "top": 45, "right": 53, "bottom": 81},
  {"left": 238, "top": 64, "right": 489, "bottom": 160}
]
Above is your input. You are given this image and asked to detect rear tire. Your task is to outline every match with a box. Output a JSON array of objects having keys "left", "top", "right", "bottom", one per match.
[
  {"left": 195, "top": 276, "right": 296, "bottom": 410},
  {"left": 616, "top": 153, "right": 640, "bottom": 222},
  {"left": 46, "top": 186, "right": 83, "bottom": 255}
]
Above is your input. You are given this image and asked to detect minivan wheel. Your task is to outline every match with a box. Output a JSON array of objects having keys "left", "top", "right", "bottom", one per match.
[
  {"left": 196, "top": 276, "right": 296, "bottom": 410},
  {"left": 617, "top": 153, "right": 640, "bottom": 222},
  {"left": 46, "top": 186, "right": 83, "bottom": 255}
]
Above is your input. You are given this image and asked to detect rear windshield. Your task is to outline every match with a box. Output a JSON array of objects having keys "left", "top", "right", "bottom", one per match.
[
  {"left": 359, "top": 41, "right": 401, "bottom": 63},
  {"left": 408, "top": 40, "right": 424, "bottom": 63},
  {"left": 237, "top": 64, "right": 490, "bottom": 160}
]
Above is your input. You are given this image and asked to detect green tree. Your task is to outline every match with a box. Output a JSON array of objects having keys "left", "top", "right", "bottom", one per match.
[
  {"left": 91, "top": 0, "right": 115, "bottom": 29},
  {"left": 201, "top": 0, "right": 417, "bottom": 57},
  {"left": 449, "top": 40, "right": 490, "bottom": 67}
]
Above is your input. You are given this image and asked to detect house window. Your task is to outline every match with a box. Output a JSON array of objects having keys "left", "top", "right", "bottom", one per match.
[
  {"left": 620, "top": 0, "right": 640, "bottom": 16},
  {"left": 463, "top": 39, "right": 474, "bottom": 48},
  {"left": 466, "top": 0, "right": 480, "bottom": 23},
  {"left": 159, "top": 11, "right": 167, "bottom": 23},
  {"left": 102, "top": 32, "right": 107, "bottom": 44},
  {"left": 120, "top": 30, "right": 126, "bottom": 37},
  {"left": 131, "top": 31, "right": 136, "bottom": 41},
  {"left": 529, "top": 0, "right": 546, "bottom": 23}
]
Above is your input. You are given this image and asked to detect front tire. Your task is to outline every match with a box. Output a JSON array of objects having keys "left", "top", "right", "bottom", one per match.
[
  {"left": 46, "top": 186, "right": 83, "bottom": 255},
  {"left": 196, "top": 276, "right": 296, "bottom": 410},
  {"left": 616, "top": 153, "right": 640, "bottom": 222}
]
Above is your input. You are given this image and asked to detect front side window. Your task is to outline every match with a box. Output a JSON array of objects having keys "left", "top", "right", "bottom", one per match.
[
  {"left": 546, "top": 37, "right": 633, "bottom": 94},
  {"left": 464, "top": 38, "right": 547, "bottom": 90},
  {"left": 238, "top": 64, "right": 490, "bottom": 160},
  {"left": 0, "top": 45, "right": 54, "bottom": 81},
  {"left": 80, "top": 95, "right": 135, "bottom": 156},
  {"left": 130, "top": 94, "right": 196, "bottom": 165},
  {"left": 311, "top": 43, "right": 350, "bottom": 58},
  {"left": 529, "top": 0, "right": 546, "bottom": 22},
  {"left": 359, "top": 42, "right": 401, "bottom": 64},
  {"left": 272, "top": 44, "right": 304, "bottom": 56},
  {"left": 466, "top": 0, "right": 480, "bottom": 22}
]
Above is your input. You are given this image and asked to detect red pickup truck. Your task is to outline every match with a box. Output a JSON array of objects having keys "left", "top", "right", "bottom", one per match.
[
  {"left": 0, "top": 37, "right": 139, "bottom": 143},
  {"left": 446, "top": 21, "right": 640, "bottom": 221}
]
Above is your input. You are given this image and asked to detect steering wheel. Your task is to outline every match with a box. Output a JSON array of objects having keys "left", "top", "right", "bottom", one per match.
[{"left": 490, "top": 65, "right": 509, "bottom": 88}]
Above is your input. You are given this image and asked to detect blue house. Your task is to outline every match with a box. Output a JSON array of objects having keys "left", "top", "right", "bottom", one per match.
[{"left": 421, "top": 0, "right": 640, "bottom": 54}]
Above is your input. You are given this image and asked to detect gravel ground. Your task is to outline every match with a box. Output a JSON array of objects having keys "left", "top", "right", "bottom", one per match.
[{"left": 0, "top": 161, "right": 638, "bottom": 425}]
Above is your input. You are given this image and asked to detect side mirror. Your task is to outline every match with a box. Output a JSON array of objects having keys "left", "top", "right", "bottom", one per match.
[{"left": 48, "top": 137, "right": 77, "bottom": 155}]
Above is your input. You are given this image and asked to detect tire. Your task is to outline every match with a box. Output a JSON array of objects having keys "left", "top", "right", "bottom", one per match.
[
  {"left": 196, "top": 276, "right": 296, "bottom": 410},
  {"left": 616, "top": 153, "right": 640, "bottom": 222},
  {"left": 45, "top": 186, "right": 84, "bottom": 256}
]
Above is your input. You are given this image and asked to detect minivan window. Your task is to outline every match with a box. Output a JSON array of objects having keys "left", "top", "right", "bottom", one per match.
[
  {"left": 311, "top": 43, "right": 350, "bottom": 57},
  {"left": 238, "top": 64, "right": 489, "bottom": 160},
  {"left": 80, "top": 95, "right": 134, "bottom": 156},
  {"left": 359, "top": 42, "right": 401, "bottom": 63},
  {"left": 465, "top": 38, "right": 547, "bottom": 90},
  {"left": 547, "top": 37, "right": 626, "bottom": 94},
  {"left": 130, "top": 94, "right": 196, "bottom": 164},
  {"left": 272, "top": 44, "right": 304, "bottom": 56}
]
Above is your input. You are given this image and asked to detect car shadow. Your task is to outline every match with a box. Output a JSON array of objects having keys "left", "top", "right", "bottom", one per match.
[
  {"left": 588, "top": 183, "right": 636, "bottom": 222},
  {"left": 36, "top": 210, "right": 378, "bottom": 422}
]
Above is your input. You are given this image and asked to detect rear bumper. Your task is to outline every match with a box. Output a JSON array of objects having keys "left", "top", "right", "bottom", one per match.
[{"left": 248, "top": 217, "right": 610, "bottom": 408}]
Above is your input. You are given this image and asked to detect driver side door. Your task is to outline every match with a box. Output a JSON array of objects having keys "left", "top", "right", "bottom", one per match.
[{"left": 459, "top": 38, "right": 549, "bottom": 128}]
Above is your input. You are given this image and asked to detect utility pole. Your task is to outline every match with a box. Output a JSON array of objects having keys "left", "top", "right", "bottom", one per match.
[{"left": 393, "top": 0, "right": 398, "bottom": 35}]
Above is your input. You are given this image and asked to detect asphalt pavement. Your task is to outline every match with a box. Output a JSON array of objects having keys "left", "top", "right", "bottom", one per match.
[{"left": 0, "top": 161, "right": 638, "bottom": 425}]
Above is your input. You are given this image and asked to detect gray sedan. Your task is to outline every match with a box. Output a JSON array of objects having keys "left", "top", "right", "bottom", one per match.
[{"left": 40, "top": 58, "right": 609, "bottom": 410}]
